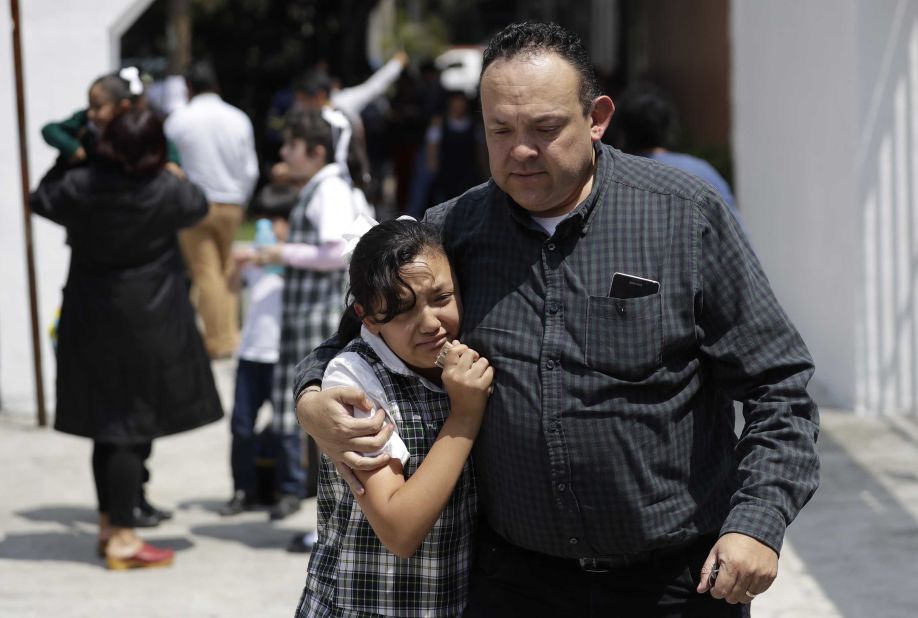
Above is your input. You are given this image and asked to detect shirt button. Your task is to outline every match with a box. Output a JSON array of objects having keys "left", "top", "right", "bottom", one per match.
[
  {"left": 545, "top": 360, "right": 555, "bottom": 370},
  {"left": 548, "top": 302, "right": 559, "bottom": 314},
  {"left": 547, "top": 243, "right": 556, "bottom": 251},
  {"left": 569, "top": 537, "right": 579, "bottom": 545},
  {"left": 557, "top": 483, "right": 566, "bottom": 492}
]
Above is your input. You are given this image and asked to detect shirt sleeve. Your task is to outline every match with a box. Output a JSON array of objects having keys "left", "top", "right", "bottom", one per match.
[
  {"left": 331, "top": 58, "right": 405, "bottom": 118},
  {"left": 322, "top": 354, "right": 411, "bottom": 466},
  {"left": 306, "top": 178, "right": 357, "bottom": 243},
  {"left": 41, "top": 109, "right": 87, "bottom": 159},
  {"left": 239, "top": 118, "right": 260, "bottom": 201},
  {"left": 281, "top": 240, "right": 347, "bottom": 271},
  {"left": 693, "top": 186, "right": 819, "bottom": 554}
]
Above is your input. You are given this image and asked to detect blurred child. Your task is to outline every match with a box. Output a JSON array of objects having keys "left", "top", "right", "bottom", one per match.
[
  {"left": 42, "top": 68, "right": 183, "bottom": 172},
  {"left": 295, "top": 218, "right": 493, "bottom": 617},
  {"left": 259, "top": 109, "right": 373, "bottom": 523},
  {"left": 221, "top": 201, "right": 293, "bottom": 516}
]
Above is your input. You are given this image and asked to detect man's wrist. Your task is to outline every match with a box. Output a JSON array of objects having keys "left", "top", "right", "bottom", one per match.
[{"left": 295, "top": 382, "right": 322, "bottom": 405}]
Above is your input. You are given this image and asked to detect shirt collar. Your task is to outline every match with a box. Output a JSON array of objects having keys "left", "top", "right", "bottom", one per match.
[
  {"left": 359, "top": 325, "right": 444, "bottom": 393},
  {"left": 503, "top": 142, "right": 612, "bottom": 237}
]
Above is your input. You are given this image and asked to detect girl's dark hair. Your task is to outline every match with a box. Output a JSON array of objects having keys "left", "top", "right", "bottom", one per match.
[
  {"left": 96, "top": 109, "right": 167, "bottom": 176},
  {"left": 284, "top": 109, "right": 334, "bottom": 164},
  {"left": 481, "top": 21, "right": 599, "bottom": 115},
  {"left": 337, "top": 219, "right": 445, "bottom": 343},
  {"left": 91, "top": 73, "right": 135, "bottom": 103}
]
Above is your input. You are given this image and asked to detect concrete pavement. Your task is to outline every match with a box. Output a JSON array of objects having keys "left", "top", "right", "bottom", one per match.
[{"left": 1, "top": 358, "right": 917, "bottom": 617}]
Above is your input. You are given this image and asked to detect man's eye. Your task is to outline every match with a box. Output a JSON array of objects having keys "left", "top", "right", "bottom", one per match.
[{"left": 538, "top": 126, "right": 559, "bottom": 133}]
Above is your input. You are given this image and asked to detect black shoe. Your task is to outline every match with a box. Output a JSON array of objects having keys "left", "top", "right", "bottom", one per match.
[
  {"left": 286, "top": 530, "right": 318, "bottom": 553},
  {"left": 220, "top": 490, "right": 256, "bottom": 516},
  {"left": 269, "top": 494, "right": 301, "bottom": 521},
  {"left": 137, "top": 494, "right": 173, "bottom": 522},
  {"left": 132, "top": 505, "right": 162, "bottom": 528}
]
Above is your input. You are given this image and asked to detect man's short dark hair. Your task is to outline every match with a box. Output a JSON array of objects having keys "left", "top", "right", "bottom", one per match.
[
  {"left": 185, "top": 61, "right": 220, "bottom": 94},
  {"left": 614, "top": 84, "right": 679, "bottom": 151},
  {"left": 481, "top": 22, "right": 600, "bottom": 115}
]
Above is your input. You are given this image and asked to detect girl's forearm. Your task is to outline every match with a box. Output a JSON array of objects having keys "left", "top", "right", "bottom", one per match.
[
  {"left": 355, "top": 414, "right": 480, "bottom": 559},
  {"left": 281, "top": 241, "right": 346, "bottom": 271}
]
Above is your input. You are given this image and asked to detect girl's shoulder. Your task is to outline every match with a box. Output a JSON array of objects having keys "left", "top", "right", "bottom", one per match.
[{"left": 322, "top": 348, "right": 388, "bottom": 409}]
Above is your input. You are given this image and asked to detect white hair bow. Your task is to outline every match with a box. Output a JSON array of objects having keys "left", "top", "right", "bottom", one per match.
[
  {"left": 119, "top": 67, "right": 144, "bottom": 96},
  {"left": 341, "top": 214, "right": 417, "bottom": 262}
]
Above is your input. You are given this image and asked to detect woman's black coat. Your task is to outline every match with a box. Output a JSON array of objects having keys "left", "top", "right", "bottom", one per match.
[{"left": 30, "top": 162, "right": 223, "bottom": 443}]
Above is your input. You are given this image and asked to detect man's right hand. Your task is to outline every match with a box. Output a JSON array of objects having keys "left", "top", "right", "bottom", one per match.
[{"left": 296, "top": 386, "right": 394, "bottom": 494}]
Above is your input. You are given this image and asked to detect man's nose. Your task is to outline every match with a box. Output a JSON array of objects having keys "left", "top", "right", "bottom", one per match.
[{"left": 510, "top": 139, "right": 538, "bottom": 161}]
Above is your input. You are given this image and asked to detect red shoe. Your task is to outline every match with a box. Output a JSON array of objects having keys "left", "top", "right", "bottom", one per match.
[{"left": 106, "top": 542, "right": 174, "bottom": 570}]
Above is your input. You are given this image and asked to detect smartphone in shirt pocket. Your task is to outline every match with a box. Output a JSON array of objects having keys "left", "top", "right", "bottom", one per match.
[{"left": 585, "top": 272, "right": 662, "bottom": 379}]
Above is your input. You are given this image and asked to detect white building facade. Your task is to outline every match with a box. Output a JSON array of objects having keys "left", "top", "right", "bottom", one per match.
[
  {"left": 1, "top": 0, "right": 153, "bottom": 415},
  {"left": 732, "top": 0, "right": 918, "bottom": 416}
]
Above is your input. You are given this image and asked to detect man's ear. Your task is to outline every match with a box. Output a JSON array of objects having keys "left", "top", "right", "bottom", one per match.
[{"left": 589, "top": 95, "right": 615, "bottom": 142}]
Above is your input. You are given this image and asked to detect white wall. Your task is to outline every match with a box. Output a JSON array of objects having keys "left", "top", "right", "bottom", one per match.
[
  {"left": 0, "top": 0, "right": 153, "bottom": 417},
  {"left": 732, "top": 0, "right": 918, "bottom": 416}
]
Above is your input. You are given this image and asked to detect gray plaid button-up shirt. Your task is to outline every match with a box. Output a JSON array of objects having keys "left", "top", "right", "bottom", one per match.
[{"left": 296, "top": 144, "right": 819, "bottom": 560}]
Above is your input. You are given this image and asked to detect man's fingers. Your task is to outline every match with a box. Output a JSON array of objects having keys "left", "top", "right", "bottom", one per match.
[
  {"left": 697, "top": 549, "right": 718, "bottom": 594},
  {"left": 347, "top": 422, "right": 395, "bottom": 452},
  {"left": 710, "top": 562, "right": 737, "bottom": 600},
  {"left": 329, "top": 386, "right": 374, "bottom": 414},
  {"left": 341, "top": 450, "right": 392, "bottom": 472},
  {"left": 333, "top": 461, "right": 365, "bottom": 496},
  {"left": 340, "top": 408, "right": 389, "bottom": 437},
  {"left": 724, "top": 571, "right": 753, "bottom": 604}
]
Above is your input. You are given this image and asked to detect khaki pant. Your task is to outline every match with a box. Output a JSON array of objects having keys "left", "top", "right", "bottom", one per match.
[{"left": 179, "top": 202, "right": 243, "bottom": 358}]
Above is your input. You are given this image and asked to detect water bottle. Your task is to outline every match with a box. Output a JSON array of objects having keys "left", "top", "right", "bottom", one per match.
[{"left": 254, "top": 218, "right": 284, "bottom": 275}]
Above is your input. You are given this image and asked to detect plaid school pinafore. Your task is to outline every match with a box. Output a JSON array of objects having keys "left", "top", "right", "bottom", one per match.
[{"left": 297, "top": 337, "right": 478, "bottom": 618}]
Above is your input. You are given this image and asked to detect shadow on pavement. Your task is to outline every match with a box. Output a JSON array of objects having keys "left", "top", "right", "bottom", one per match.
[
  {"left": 0, "top": 530, "right": 195, "bottom": 565},
  {"left": 191, "top": 520, "right": 311, "bottom": 551},
  {"left": 177, "top": 497, "right": 272, "bottom": 516},
  {"left": 0, "top": 530, "right": 100, "bottom": 565},
  {"left": 786, "top": 431, "right": 918, "bottom": 618},
  {"left": 15, "top": 505, "right": 97, "bottom": 526}
]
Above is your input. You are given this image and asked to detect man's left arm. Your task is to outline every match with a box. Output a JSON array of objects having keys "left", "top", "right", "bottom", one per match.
[{"left": 692, "top": 188, "right": 819, "bottom": 602}]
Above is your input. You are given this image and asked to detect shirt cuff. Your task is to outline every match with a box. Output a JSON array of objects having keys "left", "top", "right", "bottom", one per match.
[{"left": 719, "top": 503, "right": 787, "bottom": 554}]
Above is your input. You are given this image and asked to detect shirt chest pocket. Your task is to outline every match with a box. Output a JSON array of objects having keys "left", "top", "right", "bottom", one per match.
[{"left": 585, "top": 293, "right": 663, "bottom": 380}]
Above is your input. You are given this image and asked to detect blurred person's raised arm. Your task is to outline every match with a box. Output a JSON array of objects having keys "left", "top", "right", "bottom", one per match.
[{"left": 331, "top": 52, "right": 408, "bottom": 117}]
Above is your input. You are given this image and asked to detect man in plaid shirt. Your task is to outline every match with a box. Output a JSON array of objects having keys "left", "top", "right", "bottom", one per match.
[{"left": 295, "top": 22, "right": 819, "bottom": 617}]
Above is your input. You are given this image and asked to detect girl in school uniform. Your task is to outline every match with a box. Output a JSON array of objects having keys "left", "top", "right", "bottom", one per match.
[{"left": 296, "top": 218, "right": 493, "bottom": 617}]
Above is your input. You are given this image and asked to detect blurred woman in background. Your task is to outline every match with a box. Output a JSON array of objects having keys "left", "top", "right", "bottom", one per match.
[{"left": 30, "top": 109, "right": 223, "bottom": 570}]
